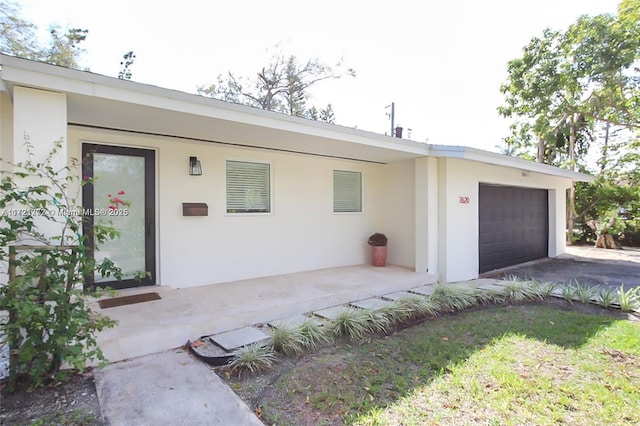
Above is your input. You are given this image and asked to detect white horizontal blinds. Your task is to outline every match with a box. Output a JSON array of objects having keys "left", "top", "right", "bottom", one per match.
[
  {"left": 226, "top": 160, "right": 271, "bottom": 213},
  {"left": 333, "top": 170, "right": 362, "bottom": 212}
]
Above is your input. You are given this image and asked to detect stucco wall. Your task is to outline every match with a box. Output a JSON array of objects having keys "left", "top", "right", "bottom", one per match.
[
  {"left": 11, "top": 87, "right": 68, "bottom": 239},
  {"left": 13, "top": 86, "right": 67, "bottom": 167},
  {"left": 437, "top": 157, "right": 571, "bottom": 282},
  {"left": 69, "top": 127, "right": 388, "bottom": 288},
  {"left": 0, "top": 91, "right": 13, "bottom": 166},
  {"left": 380, "top": 160, "right": 415, "bottom": 268}
]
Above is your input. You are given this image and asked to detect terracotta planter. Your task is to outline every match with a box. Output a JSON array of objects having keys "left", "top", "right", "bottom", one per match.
[{"left": 371, "top": 246, "right": 387, "bottom": 267}]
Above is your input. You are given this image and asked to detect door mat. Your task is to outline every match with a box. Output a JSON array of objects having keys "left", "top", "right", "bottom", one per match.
[{"left": 98, "top": 292, "right": 161, "bottom": 309}]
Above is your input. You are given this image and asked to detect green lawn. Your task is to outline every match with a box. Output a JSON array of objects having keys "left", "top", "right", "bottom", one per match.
[{"left": 235, "top": 303, "right": 640, "bottom": 425}]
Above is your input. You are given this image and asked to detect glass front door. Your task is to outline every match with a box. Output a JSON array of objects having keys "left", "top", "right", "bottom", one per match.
[{"left": 82, "top": 144, "right": 155, "bottom": 289}]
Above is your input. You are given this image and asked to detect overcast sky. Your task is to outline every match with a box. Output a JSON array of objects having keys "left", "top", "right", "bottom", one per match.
[{"left": 18, "top": 0, "right": 621, "bottom": 152}]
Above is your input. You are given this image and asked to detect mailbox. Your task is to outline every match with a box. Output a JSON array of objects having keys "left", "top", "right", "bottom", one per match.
[{"left": 182, "top": 202, "right": 208, "bottom": 216}]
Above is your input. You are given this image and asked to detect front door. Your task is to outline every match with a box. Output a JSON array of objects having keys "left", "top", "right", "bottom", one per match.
[{"left": 82, "top": 144, "right": 155, "bottom": 289}]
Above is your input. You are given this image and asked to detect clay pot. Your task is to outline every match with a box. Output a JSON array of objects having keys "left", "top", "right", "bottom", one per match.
[{"left": 371, "top": 246, "right": 387, "bottom": 267}]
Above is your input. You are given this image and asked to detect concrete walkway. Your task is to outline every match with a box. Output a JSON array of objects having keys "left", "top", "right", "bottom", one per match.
[
  {"left": 93, "top": 274, "right": 638, "bottom": 425},
  {"left": 93, "top": 276, "right": 447, "bottom": 425},
  {"left": 92, "top": 266, "right": 436, "bottom": 425},
  {"left": 94, "top": 264, "right": 436, "bottom": 364},
  {"left": 94, "top": 349, "right": 262, "bottom": 426}
]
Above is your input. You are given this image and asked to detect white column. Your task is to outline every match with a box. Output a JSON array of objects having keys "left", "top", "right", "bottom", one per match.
[
  {"left": 437, "top": 158, "right": 448, "bottom": 281},
  {"left": 415, "top": 157, "right": 439, "bottom": 276},
  {"left": 415, "top": 157, "right": 429, "bottom": 274},
  {"left": 13, "top": 86, "right": 68, "bottom": 240},
  {"left": 548, "top": 187, "right": 568, "bottom": 257},
  {"left": 13, "top": 86, "right": 67, "bottom": 167}
]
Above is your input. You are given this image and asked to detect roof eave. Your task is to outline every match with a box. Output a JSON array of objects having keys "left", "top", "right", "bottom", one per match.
[
  {"left": 0, "top": 54, "right": 429, "bottom": 162},
  {"left": 429, "top": 144, "right": 595, "bottom": 182}
]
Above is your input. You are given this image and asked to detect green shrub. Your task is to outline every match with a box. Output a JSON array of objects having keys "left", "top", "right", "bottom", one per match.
[
  {"left": 503, "top": 280, "right": 539, "bottom": 302},
  {"left": 575, "top": 283, "right": 598, "bottom": 304},
  {"left": 395, "top": 295, "right": 440, "bottom": 319},
  {"left": 329, "top": 308, "right": 373, "bottom": 341},
  {"left": 270, "top": 325, "right": 305, "bottom": 356},
  {"left": 228, "top": 344, "right": 276, "bottom": 376},
  {"left": 561, "top": 283, "right": 577, "bottom": 304},
  {"left": 430, "top": 283, "right": 478, "bottom": 312},
  {"left": 596, "top": 287, "right": 617, "bottom": 309},
  {"left": 298, "top": 319, "right": 330, "bottom": 350},
  {"left": 0, "top": 140, "right": 121, "bottom": 389},
  {"left": 617, "top": 285, "right": 639, "bottom": 312},
  {"left": 530, "top": 279, "right": 556, "bottom": 298}
]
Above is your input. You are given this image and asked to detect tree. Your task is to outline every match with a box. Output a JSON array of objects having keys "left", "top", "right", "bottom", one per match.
[
  {"left": 498, "top": 0, "right": 640, "bottom": 245},
  {"left": 307, "top": 103, "right": 336, "bottom": 123},
  {"left": 118, "top": 50, "right": 136, "bottom": 80},
  {"left": 574, "top": 124, "right": 640, "bottom": 246},
  {"left": 45, "top": 26, "right": 88, "bottom": 69},
  {"left": 198, "top": 50, "right": 354, "bottom": 121},
  {"left": 0, "top": 1, "right": 88, "bottom": 69},
  {"left": 499, "top": 0, "right": 640, "bottom": 163},
  {"left": 0, "top": 0, "right": 39, "bottom": 58}
]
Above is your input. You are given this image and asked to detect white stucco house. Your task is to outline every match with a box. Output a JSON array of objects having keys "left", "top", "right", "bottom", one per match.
[{"left": 0, "top": 54, "right": 593, "bottom": 292}]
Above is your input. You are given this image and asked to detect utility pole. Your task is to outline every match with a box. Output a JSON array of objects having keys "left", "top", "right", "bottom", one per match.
[{"left": 385, "top": 102, "right": 395, "bottom": 136}]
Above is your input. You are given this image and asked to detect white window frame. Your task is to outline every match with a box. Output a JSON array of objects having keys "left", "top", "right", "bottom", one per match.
[
  {"left": 225, "top": 159, "right": 273, "bottom": 215},
  {"left": 333, "top": 169, "right": 363, "bottom": 213}
]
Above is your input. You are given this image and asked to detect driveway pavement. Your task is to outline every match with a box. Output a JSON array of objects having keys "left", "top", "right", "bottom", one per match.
[{"left": 494, "top": 245, "right": 640, "bottom": 290}]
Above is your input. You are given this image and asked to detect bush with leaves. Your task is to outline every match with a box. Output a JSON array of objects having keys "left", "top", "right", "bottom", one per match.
[{"left": 0, "top": 139, "right": 122, "bottom": 389}]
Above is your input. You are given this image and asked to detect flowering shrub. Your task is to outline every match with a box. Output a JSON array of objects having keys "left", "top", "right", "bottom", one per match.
[
  {"left": 0, "top": 139, "right": 121, "bottom": 390},
  {"left": 107, "top": 190, "right": 129, "bottom": 210}
]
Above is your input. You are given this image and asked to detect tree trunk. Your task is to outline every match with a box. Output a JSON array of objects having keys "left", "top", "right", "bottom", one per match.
[
  {"left": 566, "top": 114, "right": 577, "bottom": 245},
  {"left": 600, "top": 123, "right": 610, "bottom": 173},
  {"left": 595, "top": 233, "right": 617, "bottom": 249},
  {"left": 537, "top": 136, "right": 545, "bottom": 163}
]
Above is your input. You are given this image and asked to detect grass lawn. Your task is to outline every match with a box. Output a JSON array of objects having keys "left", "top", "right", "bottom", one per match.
[{"left": 223, "top": 302, "right": 640, "bottom": 425}]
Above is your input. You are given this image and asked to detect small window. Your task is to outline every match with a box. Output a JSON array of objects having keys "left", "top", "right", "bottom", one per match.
[
  {"left": 333, "top": 170, "right": 362, "bottom": 212},
  {"left": 226, "top": 160, "right": 271, "bottom": 213}
]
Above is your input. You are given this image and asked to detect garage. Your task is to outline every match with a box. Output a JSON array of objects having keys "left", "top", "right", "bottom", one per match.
[{"left": 479, "top": 184, "right": 549, "bottom": 273}]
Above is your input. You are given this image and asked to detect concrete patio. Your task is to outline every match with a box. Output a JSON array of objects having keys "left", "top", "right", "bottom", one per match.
[{"left": 93, "top": 265, "right": 438, "bottom": 363}]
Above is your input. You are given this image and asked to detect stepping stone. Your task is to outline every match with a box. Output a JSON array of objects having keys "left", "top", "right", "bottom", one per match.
[
  {"left": 448, "top": 282, "right": 476, "bottom": 290},
  {"left": 313, "top": 305, "right": 349, "bottom": 320},
  {"left": 550, "top": 288, "right": 565, "bottom": 298},
  {"left": 209, "top": 326, "right": 270, "bottom": 351},
  {"left": 268, "top": 315, "right": 321, "bottom": 328},
  {"left": 381, "top": 291, "right": 415, "bottom": 301},
  {"left": 350, "top": 298, "right": 392, "bottom": 310},
  {"left": 409, "top": 285, "right": 435, "bottom": 296},
  {"left": 471, "top": 278, "right": 505, "bottom": 287},
  {"left": 475, "top": 283, "right": 508, "bottom": 292}
]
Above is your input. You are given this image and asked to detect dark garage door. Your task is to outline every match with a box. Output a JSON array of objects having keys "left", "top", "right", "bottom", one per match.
[{"left": 479, "top": 184, "right": 549, "bottom": 273}]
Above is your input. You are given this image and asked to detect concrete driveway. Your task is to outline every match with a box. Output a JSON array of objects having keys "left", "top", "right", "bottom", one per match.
[{"left": 494, "top": 246, "right": 640, "bottom": 290}]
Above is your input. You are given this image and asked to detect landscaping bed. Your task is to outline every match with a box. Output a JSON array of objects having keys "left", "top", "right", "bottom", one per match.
[
  {"left": 0, "top": 371, "right": 102, "bottom": 425},
  {"left": 220, "top": 300, "right": 640, "bottom": 425},
  {"left": 2, "top": 269, "right": 638, "bottom": 425}
]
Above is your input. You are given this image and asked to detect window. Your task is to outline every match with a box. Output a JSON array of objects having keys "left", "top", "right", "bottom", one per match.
[
  {"left": 226, "top": 160, "right": 271, "bottom": 213},
  {"left": 333, "top": 170, "right": 362, "bottom": 213}
]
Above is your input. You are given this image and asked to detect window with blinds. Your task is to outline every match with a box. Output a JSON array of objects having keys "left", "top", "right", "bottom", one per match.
[
  {"left": 333, "top": 170, "right": 362, "bottom": 213},
  {"left": 226, "top": 160, "right": 271, "bottom": 213}
]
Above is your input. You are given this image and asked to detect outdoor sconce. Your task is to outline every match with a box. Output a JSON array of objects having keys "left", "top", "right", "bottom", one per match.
[{"left": 189, "top": 156, "right": 202, "bottom": 176}]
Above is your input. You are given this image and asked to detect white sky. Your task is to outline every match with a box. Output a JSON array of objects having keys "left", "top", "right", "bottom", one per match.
[{"left": 17, "top": 0, "right": 621, "bottom": 152}]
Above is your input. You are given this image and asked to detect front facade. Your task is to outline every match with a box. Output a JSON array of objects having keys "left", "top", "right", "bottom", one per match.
[{"left": 0, "top": 55, "right": 592, "bottom": 290}]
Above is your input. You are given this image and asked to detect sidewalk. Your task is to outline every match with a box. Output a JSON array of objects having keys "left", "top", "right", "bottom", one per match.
[{"left": 93, "top": 349, "right": 262, "bottom": 426}]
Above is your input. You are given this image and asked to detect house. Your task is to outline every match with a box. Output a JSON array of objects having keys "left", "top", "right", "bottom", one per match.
[{"left": 0, "top": 54, "right": 593, "bottom": 292}]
